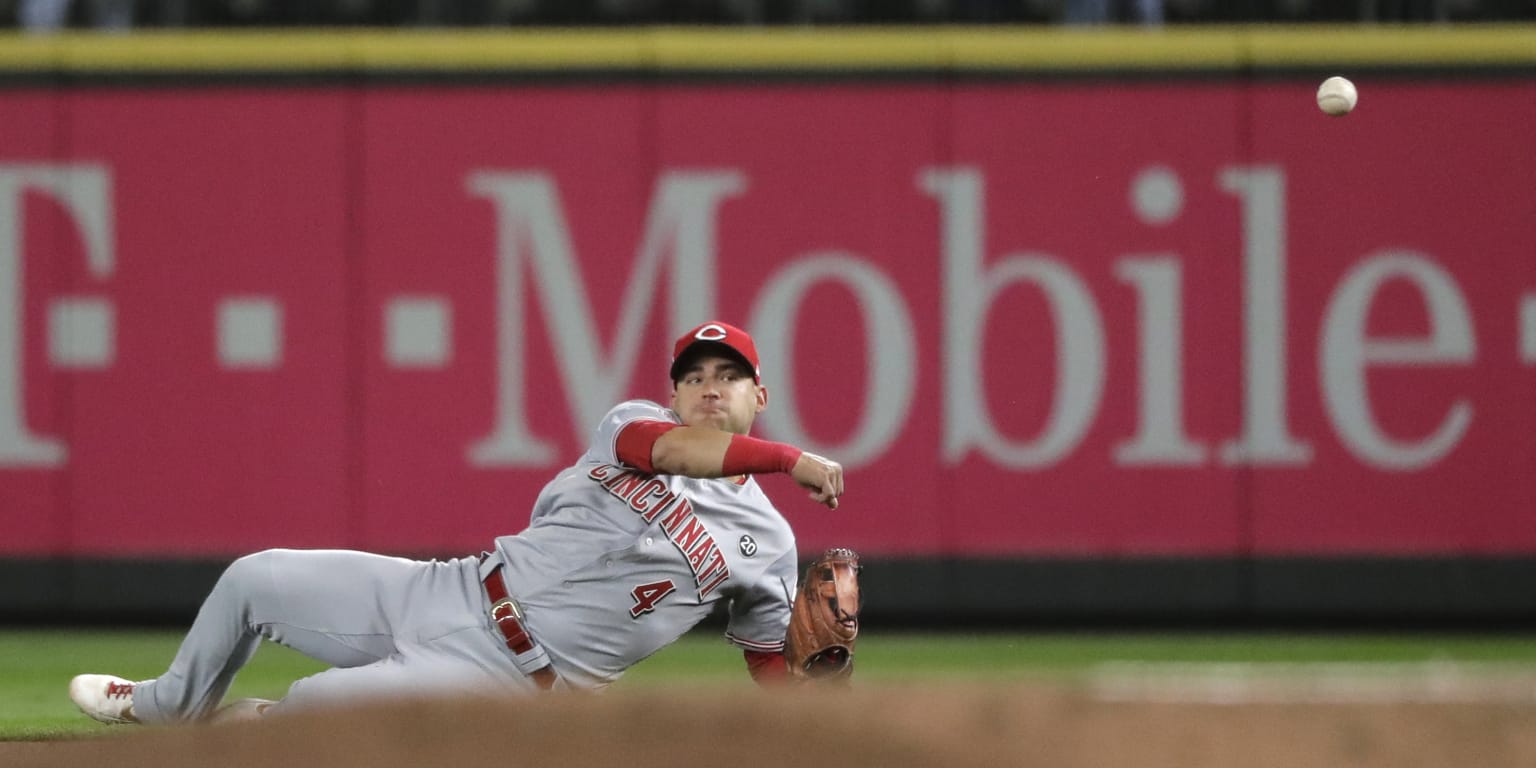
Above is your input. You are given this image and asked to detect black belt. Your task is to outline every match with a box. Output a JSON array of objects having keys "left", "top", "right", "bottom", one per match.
[{"left": 483, "top": 564, "right": 557, "bottom": 691}]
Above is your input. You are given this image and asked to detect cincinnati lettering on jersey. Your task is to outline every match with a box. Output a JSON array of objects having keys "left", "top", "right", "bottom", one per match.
[{"left": 588, "top": 464, "right": 731, "bottom": 598}]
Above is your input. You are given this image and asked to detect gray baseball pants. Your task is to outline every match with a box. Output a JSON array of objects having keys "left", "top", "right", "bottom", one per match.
[{"left": 131, "top": 548, "right": 537, "bottom": 724}]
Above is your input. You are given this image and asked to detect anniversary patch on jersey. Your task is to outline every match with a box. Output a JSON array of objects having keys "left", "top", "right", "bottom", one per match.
[{"left": 588, "top": 464, "right": 732, "bottom": 598}]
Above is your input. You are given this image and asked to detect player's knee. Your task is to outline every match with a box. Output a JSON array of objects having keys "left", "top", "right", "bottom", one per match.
[
  {"left": 216, "top": 549, "right": 292, "bottom": 599},
  {"left": 224, "top": 548, "right": 279, "bottom": 576}
]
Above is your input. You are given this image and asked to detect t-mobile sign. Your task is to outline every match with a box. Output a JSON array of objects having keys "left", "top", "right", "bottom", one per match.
[{"left": 1, "top": 81, "right": 1532, "bottom": 558}]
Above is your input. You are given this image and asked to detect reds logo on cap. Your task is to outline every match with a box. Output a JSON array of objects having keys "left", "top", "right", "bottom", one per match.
[
  {"left": 693, "top": 324, "right": 730, "bottom": 342},
  {"left": 670, "top": 321, "right": 761, "bottom": 382}
]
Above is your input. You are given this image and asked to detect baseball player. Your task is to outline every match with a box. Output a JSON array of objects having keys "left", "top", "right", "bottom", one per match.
[{"left": 69, "top": 320, "right": 844, "bottom": 725}]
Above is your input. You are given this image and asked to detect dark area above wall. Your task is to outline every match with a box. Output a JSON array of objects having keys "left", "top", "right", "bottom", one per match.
[{"left": 5, "top": 556, "right": 1535, "bottom": 630}]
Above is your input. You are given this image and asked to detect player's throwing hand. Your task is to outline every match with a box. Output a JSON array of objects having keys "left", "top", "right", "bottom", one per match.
[{"left": 791, "top": 452, "right": 844, "bottom": 509}]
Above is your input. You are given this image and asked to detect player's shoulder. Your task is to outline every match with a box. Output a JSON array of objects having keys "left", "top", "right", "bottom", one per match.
[
  {"left": 603, "top": 399, "right": 681, "bottom": 426},
  {"left": 585, "top": 399, "right": 683, "bottom": 466}
]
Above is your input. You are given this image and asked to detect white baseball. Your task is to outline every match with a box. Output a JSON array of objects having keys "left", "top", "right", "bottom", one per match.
[{"left": 1316, "top": 76, "right": 1357, "bottom": 116}]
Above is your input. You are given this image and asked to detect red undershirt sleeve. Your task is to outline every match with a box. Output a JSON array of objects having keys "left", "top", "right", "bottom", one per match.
[
  {"left": 615, "top": 420, "right": 679, "bottom": 474},
  {"left": 744, "top": 649, "right": 789, "bottom": 685}
]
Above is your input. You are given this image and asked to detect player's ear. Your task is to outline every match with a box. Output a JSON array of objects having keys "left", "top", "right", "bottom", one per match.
[{"left": 754, "top": 383, "right": 768, "bottom": 414}]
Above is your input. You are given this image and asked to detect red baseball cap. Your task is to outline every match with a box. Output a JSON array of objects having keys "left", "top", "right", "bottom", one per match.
[{"left": 670, "top": 321, "right": 761, "bottom": 383}]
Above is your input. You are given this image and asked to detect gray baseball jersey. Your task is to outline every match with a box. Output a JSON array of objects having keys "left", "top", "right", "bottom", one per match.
[
  {"left": 124, "top": 399, "right": 796, "bottom": 724},
  {"left": 493, "top": 399, "right": 800, "bottom": 689}
]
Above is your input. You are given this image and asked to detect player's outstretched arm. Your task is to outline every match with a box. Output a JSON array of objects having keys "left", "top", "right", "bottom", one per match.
[
  {"left": 619, "top": 422, "right": 843, "bottom": 509},
  {"left": 644, "top": 425, "right": 736, "bottom": 477}
]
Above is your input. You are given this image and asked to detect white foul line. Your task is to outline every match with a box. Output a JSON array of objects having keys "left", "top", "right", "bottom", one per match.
[{"left": 1087, "top": 661, "right": 1536, "bottom": 705}]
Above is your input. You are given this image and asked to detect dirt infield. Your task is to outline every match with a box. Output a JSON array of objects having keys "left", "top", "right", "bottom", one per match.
[{"left": 9, "top": 684, "right": 1536, "bottom": 768}]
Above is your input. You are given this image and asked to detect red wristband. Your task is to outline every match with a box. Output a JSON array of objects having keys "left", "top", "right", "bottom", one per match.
[{"left": 721, "top": 434, "right": 802, "bottom": 476}]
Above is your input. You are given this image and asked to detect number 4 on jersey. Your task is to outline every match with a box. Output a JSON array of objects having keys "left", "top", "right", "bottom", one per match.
[{"left": 629, "top": 579, "right": 677, "bottom": 618}]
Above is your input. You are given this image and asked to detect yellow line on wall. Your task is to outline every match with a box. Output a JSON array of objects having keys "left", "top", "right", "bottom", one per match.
[{"left": 0, "top": 26, "right": 1531, "bottom": 74}]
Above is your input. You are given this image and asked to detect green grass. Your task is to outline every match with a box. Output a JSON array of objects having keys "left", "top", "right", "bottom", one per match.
[
  {"left": 0, "top": 630, "right": 329, "bottom": 740},
  {"left": 7, "top": 628, "right": 1536, "bottom": 740}
]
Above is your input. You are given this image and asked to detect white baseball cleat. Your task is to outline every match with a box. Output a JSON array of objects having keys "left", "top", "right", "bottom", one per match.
[
  {"left": 208, "top": 697, "right": 275, "bottom": 725},
  {"left": 68, "top": 674, "right": 143, "bottom": 724}
]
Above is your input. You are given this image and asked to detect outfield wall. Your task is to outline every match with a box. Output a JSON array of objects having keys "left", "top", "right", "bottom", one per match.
[{"left": 2, "top": 28, "right": 1534, "bottom": 625}]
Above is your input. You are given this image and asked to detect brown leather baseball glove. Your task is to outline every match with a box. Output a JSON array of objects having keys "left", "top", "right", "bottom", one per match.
[{"left": 784, "top": 547, "right": 861, "bottom": 682}]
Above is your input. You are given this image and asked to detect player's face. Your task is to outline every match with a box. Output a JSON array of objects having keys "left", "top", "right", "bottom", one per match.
[{"left": 670, "top": 355, "right": 767, "bottom": 434}]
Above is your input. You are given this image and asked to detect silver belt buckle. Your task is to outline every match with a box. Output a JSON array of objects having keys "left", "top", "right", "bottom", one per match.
[{"left": 490, "top": 597, "right": 524, "bottom": 622}]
